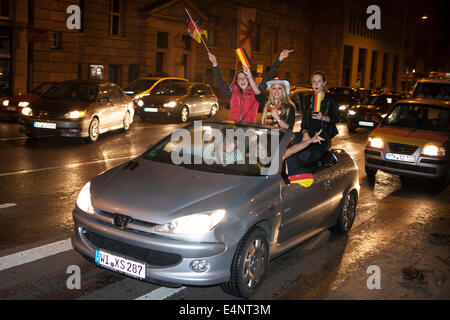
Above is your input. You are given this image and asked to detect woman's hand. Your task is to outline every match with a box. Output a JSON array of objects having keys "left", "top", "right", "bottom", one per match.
[
  {"left": 270, "top": 108, "right": 280, "bottom": 121},
  {"left": 311, "top": 111, "right": 323, "bottom": 120},
  {"left": 279, "top": 49, "right": 294, "bottom": 61},
  {"left": 208, "top": 52, "right": 218, "bottom": 67},
  {"left": 310, "top": 129, "right": 325, "bottom": 144},
  {"left": 242, "top": 66, "right": 252, "bottom": 78}
]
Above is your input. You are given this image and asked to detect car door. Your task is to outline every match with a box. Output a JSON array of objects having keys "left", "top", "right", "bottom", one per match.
[
  {"left": 186, "top": 85, "right": 204, "bottom": 116},
  {"left": 109, "top": 85, "right": 128, "bottom": 126},
  {"left": 97, "top": 85, "right": 115, "bottom": 130}
]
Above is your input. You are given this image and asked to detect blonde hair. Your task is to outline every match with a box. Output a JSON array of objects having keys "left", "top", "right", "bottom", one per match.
[{"left": 262, "top": 83, "right": 295, "bottom": 124}]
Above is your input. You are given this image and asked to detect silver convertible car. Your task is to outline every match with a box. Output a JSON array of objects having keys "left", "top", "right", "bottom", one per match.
[{"left": 72, "top": 121, "right": 359, "bottom": 298}]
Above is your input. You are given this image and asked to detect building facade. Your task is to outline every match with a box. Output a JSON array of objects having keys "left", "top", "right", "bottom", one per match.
[{"left": 1, "top": 0, "right": 411, "bottom": 99}]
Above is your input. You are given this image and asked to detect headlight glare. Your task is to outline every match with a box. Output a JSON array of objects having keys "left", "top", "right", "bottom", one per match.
[
  {"left": 155, "top": 209, "right": 226, "bottom": 234},
  {"left": 348, "top": 110, "right": 356, "bottom": 116},
  {"left": 65, "top": 110, "right": 86, "bottom": 119},
  {"left": 2, "top": 100, "right": 9, "bottom": 106},
  {"left": 339, "top": 105, "right": 348, "bottom": 111},
  {"left": 368, "top": 137, "right": 383, "bottom": 149},
  {"left": 76, "top": 182, "right": 94, "bottom": 214},
  {"left": 422, "top": 144, "right": 445, "bottom": 157},
  {"left": 163, "top": 101, "right": 177, "bottom": 108},
  {"left": 18, "top": 101, "right": 30, "bottom": 107},
  {"left": 21, "top": 107, "right": 33, "bottom": 116}
]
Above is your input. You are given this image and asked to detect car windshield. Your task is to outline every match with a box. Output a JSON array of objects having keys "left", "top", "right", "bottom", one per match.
[
  {"left": 329, "top": 88, "right": 353, "bottom": 96},
  {"left": 413, "top": 83, "right": 450, "bottom": 101},
  {"left": 143, "top": 122, "right": 285, "bottom": 176},
  {"left": 357, "top": 90, "right": 372, "bottom": 100},
  {"left": 42, "top": 82, "right": 98, "bottom": 101},
  {"left": 362, "top": 96, "right": 386, "bottom": 105},
  {"left": 124, "top": 79, "right": 157, "bottom": 94},
  {"left": 32, "top": 82, "right": 53, "bottom": 95},
  {"left": 382, "top": 103, "right": 449, "bottom": 132}
]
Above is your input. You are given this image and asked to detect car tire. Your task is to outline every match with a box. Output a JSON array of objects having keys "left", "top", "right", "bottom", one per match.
[
  {"left": 87, "top": 117, "right": 100, "bottom": 143},
  {"left": 122, "top": 111, "right": 131, "bottom": 131},
  {"left": 180, "top": 106, "right": 189, "bottom": 123},
  {"left": 209, "top": 104, "right": 218, "bottom": 117},
  {"left": 221, "top": 227, "right": 269, "bottom": 298},
  {"left": 330, "top": 191, "right": 357, "bottom": 234},
  {"left": 365, "top": 166, "right": 377, "bottom": 183}
]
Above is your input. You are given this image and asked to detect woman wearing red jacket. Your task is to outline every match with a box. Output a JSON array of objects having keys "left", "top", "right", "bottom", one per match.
[{"left": 208, "top": 49, "right": 292, "bottom": 123}]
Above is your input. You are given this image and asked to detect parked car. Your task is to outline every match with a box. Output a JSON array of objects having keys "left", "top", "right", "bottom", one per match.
[
  {"left": 289, "top": 86, "right": 313, "bottom": 116},
  {"left": 364, "top": 99, "right": 449, "bottom": 186},
  {"left": 124, "top": 77, "right": 188, "bottom": 100},
  {"left": 72, "top": 121, "right": 359, "bottom": 298},
  {"left": 19, "top": 80, "right": 134, "bottom": 142},
  {"left": 347, "top": 94, "right": 402, "bottom": 133},
  {"left": 136, "top": 81, "right": 219, "bottom": 122},
  {"left": 1, "top": 82, "right": 54, "bottom": 120},
  {"left": 412, "top": 78, "right": 450, "bottom": 101}
]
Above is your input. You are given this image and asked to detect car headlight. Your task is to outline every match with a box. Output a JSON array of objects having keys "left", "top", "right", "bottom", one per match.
[
  {"left": 2, "top": 99, "right": 9, "bottom": 106},
  {"left": 18, "top": 101, "right": 30, "bottom": 107},
  {"left": 154, "top": 209, "right": 226, "bottom": 234},
  {"left": 348, "top": 110, "right": 356, "bottom": 116},
  {"left": 21, "top": 107, "right": 33, "bottom": 116},
  {"left": 368, "top": 137, "right": 383, "bottom": 149},
  {"left": 422, "top": 144, "right": 445, "bottom": 157},
  {"left": 339, "top": 105, "right": 348, "bottom": 111},
  {"left": 76, "top": 182, "right": 94, "bottom": 214},
  {"left": 64, "top": 110, "right": 86, "bottom": 119},
  {"left": 163, "top": 101, "right": 177, "bottom": 108},
  {"left": 380, "top": 113, "right": 387, "bottom": 118},
  {"left": 136, "top": 99, "right": 144, "bottom": 107}
]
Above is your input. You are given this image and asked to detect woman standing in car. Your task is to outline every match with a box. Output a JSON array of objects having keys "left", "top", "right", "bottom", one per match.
[{"left": 207, "top": 49, "right": 292, "bottom": 123}]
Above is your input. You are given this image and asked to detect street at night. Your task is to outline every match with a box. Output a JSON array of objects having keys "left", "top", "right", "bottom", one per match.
[{"left": 0, "top": 108, "right": 448, "bottom": 301}]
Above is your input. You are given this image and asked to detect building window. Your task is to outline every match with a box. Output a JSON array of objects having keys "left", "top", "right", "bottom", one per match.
[
  {"left": 157, "top": 32, "right": 168, "bottom": 49},
  {"left": 50, "top": 31, "right": 62, "bottom": 49},
  {"left": 109, "top": 64, "right": 121, "bottom": 85},
  {"left": 357, "top": 48, "right": 367, "bottom": 88},
  {"left": 109, "top": 0, "right": 121, "bottom": 35},
  {"left": 342, "top": 45, "right": 353, "bottom": 87},
  {"left": 89, "top": 64, "right": 104, "bottom": 80},
  {"left": 270, "top": 28, "right": 278, "bottom": 53},
  {"left": 156, "top": 52, "right": 164, "bottom": 74},
  {"left": 369, "top": 50, "right": 378, "bottom": 89},
  {"left": 182, "top": 35, "right": 191, "bottom": 51},
  {"left": 252, "top": 24, "right": 260, "bottom": 52},
  {"left": 0, "top": 0, "right": 10, "bottom": 19},
  {"left": 381, "top": 53, "right": 389, "bottom": 88},
  {"left": 128, "top": 64, "right": 139, "bottom": 83}
]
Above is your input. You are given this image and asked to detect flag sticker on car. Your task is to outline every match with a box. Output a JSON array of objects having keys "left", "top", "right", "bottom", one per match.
[{"left": 95, "top": 250, "right": 146, "bottom": 279}]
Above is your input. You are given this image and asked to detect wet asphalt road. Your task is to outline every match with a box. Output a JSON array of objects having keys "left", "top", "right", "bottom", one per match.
[{"left": 0, "top": 109, "right": 448, "bottom": 302}]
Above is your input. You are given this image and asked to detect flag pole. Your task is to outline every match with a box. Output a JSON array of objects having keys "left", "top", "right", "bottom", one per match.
[{"left": 185, "top": 8, "right": 210, "bottom": 54}]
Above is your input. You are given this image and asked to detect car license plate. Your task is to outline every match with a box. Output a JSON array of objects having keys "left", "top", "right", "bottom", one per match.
[
  {"left": 95, "top": 250, "right": 146, "bottom": 279},
  {"left": 144, "top": 107, "right": 158, "bottom": 113},
  {"left": 7, "top": 106, "right": 16, "bottom": 111},
  {"left": 34, "top": 121, "right": 56, "bottom": 129},
  {"left": 358, "top": 121, "right": 374, "bottom": 127},
  {"left": 385, "top": 153, "right": 415, "bottom": 163}
]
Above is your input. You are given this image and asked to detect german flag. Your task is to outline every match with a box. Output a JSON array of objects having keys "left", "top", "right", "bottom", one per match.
[
  {"left": 313, "top": 92, "right": 322, "bottom": 112},
  {"left": 288, "top": 173, "right": 314, "bottom": 187},
  {"left": 235, "top": 47, "right": 251, "bottom": 68},
  {"left": 186, "top": 13, "right": 208, "bottom": 44}
]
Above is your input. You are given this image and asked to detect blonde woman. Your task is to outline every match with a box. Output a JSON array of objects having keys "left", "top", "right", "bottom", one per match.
[{"left": 261, "top": 79, "right": 296, "bottom": 130}]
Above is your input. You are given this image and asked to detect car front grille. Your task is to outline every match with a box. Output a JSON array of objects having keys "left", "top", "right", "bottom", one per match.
[
  {"left": 388, "top": 143, "right": 418, "bottom": 155},
  {"left": 366, "top": 158, "right": 436, "bottom": 174},
  {"left": 82, "top": 229, "right": 182, "bottom": 267}
]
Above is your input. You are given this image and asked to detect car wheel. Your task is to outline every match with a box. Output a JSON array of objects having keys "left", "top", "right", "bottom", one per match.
[
  {"left": 221, "top": 227, "right": 269, "bottom": 298},
  {"left": 330, "top": 191, "right": 357, "bottom": 234},
  {"left": 209, "top": 104, "right": 218, "bottom": 117},
  {"left": 87, "top": 118, "right": 99, "bottom": 143},
  {"left": 122, "top": 111, "right": 131, "bottom": 131},
  {"left": 365, "top": 166, "right": 377, "bottom": 183},
  {"left": 180, "top": 106, "right": 189, "bottom": 123}
]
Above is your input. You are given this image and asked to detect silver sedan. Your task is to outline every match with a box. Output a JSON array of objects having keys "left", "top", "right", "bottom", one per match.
[
  {"left": 72, "top": 121, "right": 359, "bottom": 297},
  {"left": 19, "top": 80, "right": 134, "bottom": 142}
]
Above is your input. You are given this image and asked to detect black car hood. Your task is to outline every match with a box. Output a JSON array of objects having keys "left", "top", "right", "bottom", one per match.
[
  {"left": 356, "top": 104, "right": 386, "bottom": 113},
  {"left": 31, "top": 98, "right": 91, "bottom": 114},
  {"left": 335, "top": 95, "right": 353, "bottom": 105},
  {"left": 90, "top": 158, "right": 262, "bottom": 224}
]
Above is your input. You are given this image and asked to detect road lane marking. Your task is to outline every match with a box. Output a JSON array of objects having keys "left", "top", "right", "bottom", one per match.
[
  {"left": 135, "top": 286, "right": 186, "bottom": 300},
  {"left": 0, "top": 238, "right": 73, "bottom": 271},
  {"left": 0, "top": 203, "right": 17, "bottom": 210},
  {"left": 0, "top": 154, "right": 140, "bottom": 177}
]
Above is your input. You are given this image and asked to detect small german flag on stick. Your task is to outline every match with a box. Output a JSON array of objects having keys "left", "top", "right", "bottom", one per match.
[
  {"left": 235, "top": 47, "right": 251, "bottom": 69},
  {"left": 313, "top": 92, "right": 322, "bottom": 112}
]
